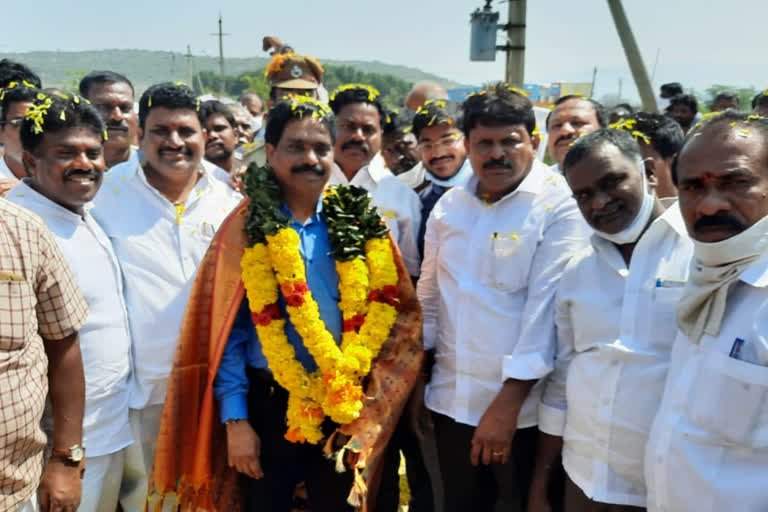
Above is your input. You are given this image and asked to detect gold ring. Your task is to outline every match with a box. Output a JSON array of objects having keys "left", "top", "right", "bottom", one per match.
[{"left": 492, "top": 451, "right": 503, "bottom": 456}]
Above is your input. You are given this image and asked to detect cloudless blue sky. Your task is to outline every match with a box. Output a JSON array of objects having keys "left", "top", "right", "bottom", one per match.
[{"left": 3, "top": 1, "right": 766, "bottom": 102}]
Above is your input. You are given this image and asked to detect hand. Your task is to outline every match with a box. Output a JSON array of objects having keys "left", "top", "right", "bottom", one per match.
[
  {"left": 38, "top": 458, "right": 83, "bottom": 511},
  {"left": 407, "top": 377, "right": 434, "bottom": 441},
  {"left": 470, "top": 384, "right": 521, "bottom": 466},
  {"left": 0, "top": 178, "right": 18, "bottom": 196},
  {"left": 262, "top": 36, "right": 283, "bottom": 54},
  {"left": 228, "top": 165, "right": 247, "bottom": 193},
  {"left": 226, "top": 420, "right": 264, "bottom": 479}
]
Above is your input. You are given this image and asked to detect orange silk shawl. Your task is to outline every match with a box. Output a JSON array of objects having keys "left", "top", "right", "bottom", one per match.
[{"left": 148, "top": 199, "right": 423, "bottom": 511}]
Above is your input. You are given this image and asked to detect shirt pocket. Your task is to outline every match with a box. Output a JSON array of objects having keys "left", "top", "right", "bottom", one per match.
[
  {"left": 0, "top": 279, "right": 35, "bottom": 350},
  {"left": 649, "top": 285, "right": 684, "bottom": 349},
  {"left": 685, "top": 350, "right": 768, "bottom": 448},
  {"left": 483, "top": 232, "right": 536, "bottom": 292}
]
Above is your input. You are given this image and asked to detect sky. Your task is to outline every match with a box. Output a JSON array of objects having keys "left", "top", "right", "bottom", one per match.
[{"left": 3, "top": 0, "right": 767, "bottom": 103}]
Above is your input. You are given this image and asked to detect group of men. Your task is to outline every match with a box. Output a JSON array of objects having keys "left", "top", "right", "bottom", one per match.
[{"left": 0, "top": 47, "right": 766, "bottom": 512}]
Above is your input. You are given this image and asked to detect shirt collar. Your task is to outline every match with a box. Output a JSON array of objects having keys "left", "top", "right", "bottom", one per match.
[
  {"left": 134, "top": 158, "right": 211, "bottom": 205},
  {"left": 654, "top": 200, "right": 689, "bottom": 239},
  {"left": 0, "top": 156, "right": 15, "bottom": 180},
  {"left": 740, "top": 252, "right": 768, "bottom": 288},
  {"left": 10, "top": 179, "right": 93, "bottom": 221},
  {"left": 280, "top": 196, "right": 325, "bottom": 226},
  {"left": 358, "top": 153, "right": 391, "bottom": 184}
]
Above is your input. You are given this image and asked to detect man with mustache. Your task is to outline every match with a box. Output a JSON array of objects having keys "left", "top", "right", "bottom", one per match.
[
  {"left": 412, "top": 99, "right": 474, "bottom": 257},
  {"left": 92, "top": 82, "right": 242, "bottom": 511},
  {"left": 79, "top": 71, "right": 139, "bottom": 168},
  {"left": 668, "top": 93, "right": 698, "bottom": 135},
  {"left": 644, "top": 112, "right": 768, "bottom": 512},
  {"left": 413, "top": 83, "right": 588, "bottom": 512},
  {"left": 512, "top": 129, "right": 693, "bottom": 512},
  {"left": 546, "top": 95, "right": 606, "bottom": 173},
  {"left": 7, "top": 92, "right": 135, "bottom": 512},
  {"left": 0, "top": 81, "right": 40, "bottom": 195},
  {"left": 381, "top": 108, "right": 422, "bottom": 179},
  {"left": 329, "top": 84, "right": 422, "bottom": 277}
]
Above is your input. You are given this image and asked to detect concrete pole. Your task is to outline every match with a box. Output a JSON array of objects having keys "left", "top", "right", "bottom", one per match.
[
  {"left": 606, "top": 0, "right": 658, "bottom": 112},
  {"left": 217, "top": 15, "right": 226, "bottom": 97},
  {"left": 505, "top": 0, "right": 526, "bottom": 87}
]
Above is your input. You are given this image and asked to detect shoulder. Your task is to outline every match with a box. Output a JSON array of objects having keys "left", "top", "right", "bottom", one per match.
[{"left": 0, "top": 197, "right": 47, "bottom": 233}]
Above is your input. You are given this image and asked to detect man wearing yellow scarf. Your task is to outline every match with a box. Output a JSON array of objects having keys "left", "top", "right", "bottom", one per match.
[{"left": 148, "top": 96, "right": 423, "bottom": 511}]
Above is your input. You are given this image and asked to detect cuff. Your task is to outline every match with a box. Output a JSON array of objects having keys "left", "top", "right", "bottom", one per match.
[
  {"left": 502, "top": 352, "right": 553, "bottom": 382},
  {"left": 538, "top": 402, "right": 566, "bottom": 437},
  {"left": 219, "top": 392, "right": 249, "bottom": 423}
]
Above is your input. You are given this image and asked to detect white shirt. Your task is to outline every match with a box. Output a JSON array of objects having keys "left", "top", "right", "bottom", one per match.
[
  {"left": 0, "top": 156, "right": 18, "bottom": 180},
  {"left": 93, "top": 159, "right": 242, "bottom": 409},
  {"left": 645, "top": 254, "right": 768, "bottom": 512},
  {"left": 6, "top": 180, "right": 133, "bottom": 457},
  {"left": 518, "top": 204, "right": 692, "bottom": 507},
  {"left": 417, "top": 159, "right": 589, "bottom": 427},
  {"left": 330, "top": 153, "right": 422, "bottom": 276}
]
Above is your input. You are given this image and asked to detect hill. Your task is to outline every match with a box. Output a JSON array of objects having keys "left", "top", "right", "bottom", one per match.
[{"left": 1, "top": 49, "right": 464, "bottom": 94}]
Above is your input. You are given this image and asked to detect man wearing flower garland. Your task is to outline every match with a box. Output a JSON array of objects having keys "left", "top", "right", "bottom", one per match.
[
  {"left": 149, "top": 96, "right": 423, "bottom": 511},
  {"left": 414, "top": 83, "right": 588, "bottom": 511},
  {"left": 329, "top": 84, "right": 422, "bottom": 278},
  {"left": 92, "top": 82, "right": 242, "bottom": 511}
]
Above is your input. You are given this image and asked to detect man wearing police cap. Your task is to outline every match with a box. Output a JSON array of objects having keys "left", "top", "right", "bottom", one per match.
[{"left": 238, "top": 53, "right": 326, "bottom": 168}]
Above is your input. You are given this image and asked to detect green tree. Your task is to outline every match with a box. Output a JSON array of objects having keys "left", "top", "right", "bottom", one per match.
[
  {"left": 699, "top": 84, "right": 759, "bottom": 113},
  {"left": 63, "top": 69, "right": 87, "bottom": 94}
]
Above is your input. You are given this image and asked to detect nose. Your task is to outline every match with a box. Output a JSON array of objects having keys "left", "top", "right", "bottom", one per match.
[
  {"left": 167, "top": 130, "right": 183, "bottom": 147},
  {"left": 72, "top": 150, "right": 94, "bottom": 170},
  {"left": 697, "top": 188, "right": 731, "bottom": 217},
  {"left": 305, "top": 148, "right": 320, "bottom": 167},
  {"left": 349, "top": 127, "right": 365, "bottom": 141},
  {"left": 591, "top": 189, "right": 612, "bottom": 211},
  {"left": 487, "top": 141, "right": 504, "bottom": 159},
  {"left": 107, "top": 105, "right": 122, "bottom": 122}
]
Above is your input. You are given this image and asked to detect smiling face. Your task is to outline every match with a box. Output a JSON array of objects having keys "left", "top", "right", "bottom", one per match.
[
  {"left": 266, "top": 116, "right": 334, "bottom": 201},
  {"left": 547, "top": 98, "right": 601, "bottom": 167},
  {"left": 333, "top": 102, "right": 382, "bottom": 177},
  {"left": 466, "top": 122, "right": 539, "bottom": 201},
  {"left": 566, "top": 142, "right": 652, "bottom": 234},
  {"left": 676, "top": 123, "right": 768, "bottom": 243},
  {"left": 139, "top": 107, "right": 204, "bottom": 178},
  {"left": 418, "top": 124, "right": 466, "bottom": 179},
  {"left": 22, "top": 126, "right": 106, "bottom": 214}
]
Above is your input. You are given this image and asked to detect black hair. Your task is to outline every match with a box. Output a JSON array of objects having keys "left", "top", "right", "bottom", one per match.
[
  {"left": 411, "top": 100, "right": 462, "bottom": 139},
  {"left": 545, "top": 94, "right": 608, "bottom": 129},
  {"left": 712, "top": 90, "right": 740, "bottom": 108},
  {"left": 198, "top": 100, "right": 236, "bottom": 129},
  {"left": 627, "top": 112, "right": 684, "bottom": 159},
  {"left": 138, "top": 82, "right": 199, "bottom": 130},
  {"left": 670, "top": 93, "right": 698, "bottom": 114},
  {"left": 563, "top": 128, "right": 643, "bottom": 175},
  {"left": 612, "top": 103, "right": 634, "bottom": 114},
  {"left": 264, "top": 98, "right": 336, "bottom": 147},
  {"left": 78, "top": 70, "right": 135, "bottom": 98},
  {"left": 671, "top": 110, "right": 768, "bottom": 185},
  {"left": 462, "top": 83, "right": 536, "bottom": 137},
  {"left": 382, "top": 108, "right": 415, "bottom": 136},
  {"left": 328, "top": 85, "right": 386, "bottom": 128},
  {"left": 660, "top": 82, "right": 683, "bottom": 96},
  {"left": 0, "top": 59, "right": 42, "bottom": 89},
  {"left": 752, "top": 91, "right": 768, "bottom": 110},
  {"left": 20, "top": 93, "right": 106, "bottom": 154},
  {"left": 0, "top": 84, "right": 40, "bottom": 122}
]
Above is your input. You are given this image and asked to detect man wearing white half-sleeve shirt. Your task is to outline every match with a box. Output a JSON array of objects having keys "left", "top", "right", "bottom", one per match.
[
  {"left": 644, "top": 111, "right": 768, "bottom": 512},
  {"left": 513, "top": 129, "right": 693, "bottom": 512},
  {"left": 412, "top": 83, "right": 588, "bottom": 512},
  {"left": 328, "top": 84, "right": 421, "bottom": 277},
  {"left": 93, "top": 82, "right": 241, "bottom": 511}
]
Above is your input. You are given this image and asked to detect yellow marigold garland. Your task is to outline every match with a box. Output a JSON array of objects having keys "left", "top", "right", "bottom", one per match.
[{"left": 240, "top": 164, "right": 400, "bottom": 443}]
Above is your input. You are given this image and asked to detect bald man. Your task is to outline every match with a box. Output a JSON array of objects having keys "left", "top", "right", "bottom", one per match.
[{"left": 405, "top": 82, "right": 449, "bottom": 111}]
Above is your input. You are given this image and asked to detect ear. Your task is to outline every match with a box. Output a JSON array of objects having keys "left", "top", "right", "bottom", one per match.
[
  {"left": 265, "top": 143, "right": 276, "bottom": 166},
  {"left": 21, "top": 150, "right": 37, "bottom": 178},
  {"left": 643, "top": 157, "right": 658, "bottom": 190}
]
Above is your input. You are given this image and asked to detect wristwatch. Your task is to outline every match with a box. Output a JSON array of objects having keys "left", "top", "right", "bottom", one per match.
[{"left": 52, "top": 444, "right": 85, "bottom": 465}]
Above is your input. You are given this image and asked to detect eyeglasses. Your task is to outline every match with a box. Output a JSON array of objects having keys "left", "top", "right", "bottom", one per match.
[
  {"left": 0, "top": 118, "right": 24, "bottom": 129},
  {"left": 418, "top": 134, "right": 463, "bottom": 152}
]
